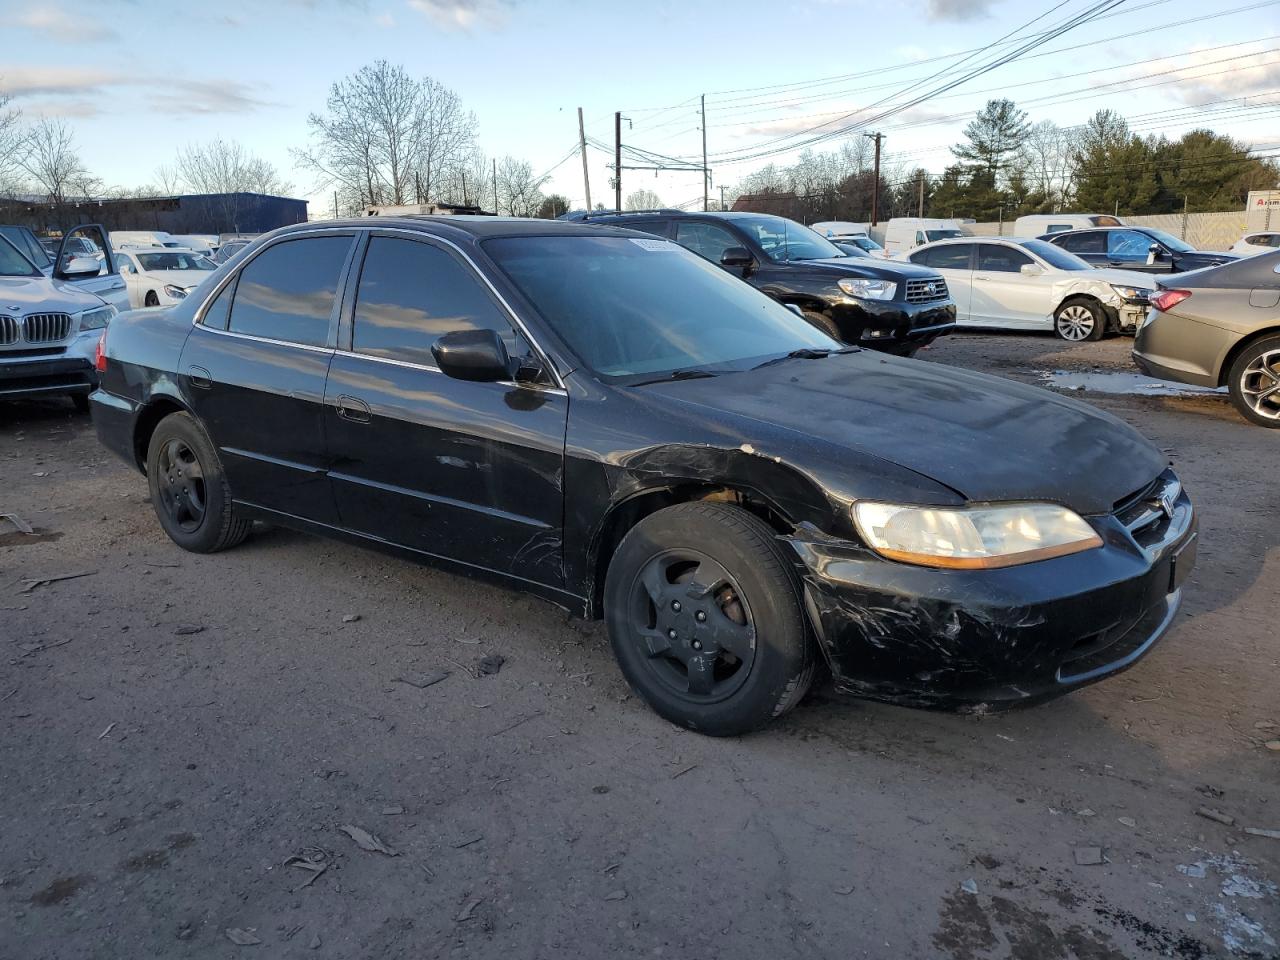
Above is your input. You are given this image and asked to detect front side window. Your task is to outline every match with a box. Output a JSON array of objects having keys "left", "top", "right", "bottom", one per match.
[
  {"left": 1108, "top": 230, "right": 1160, "bottom": 259},
  {"left": 0, "top": 235, "right": 39, "bottom": 277},
  {"left": 484, "top": 235, "right": 834, "bottom": 380},
  {"left": 116, "top": 254, "right": 136, "bottom": 274},
  {"left": 227, "top": 235, "right": 353, "bottom": 347},
  {"left": 352, "top": 236, "right": 526, "bottom": 366},
  {"left": 1055, "top": 231, "right": 1104, "bottom": 255},
  {"left": 0, "top": 226, "right": 50, "bottom": 269},
  {"left": 675, "top": 221, "right": 740, "bottom": 264},
  {"left": 915, "top": 244, "right": 972, "bottom": 271},
  {"left": 730, "top": 215, "right": 844, "bottom": 262},
  {"left": 978, "top": 245, "right": 1033, "bottom": 273}
]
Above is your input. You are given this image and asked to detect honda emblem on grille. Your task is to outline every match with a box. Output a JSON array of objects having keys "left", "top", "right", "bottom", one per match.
[{"left": 1153, "top": 491, "right": 1175, "bottom": 519}]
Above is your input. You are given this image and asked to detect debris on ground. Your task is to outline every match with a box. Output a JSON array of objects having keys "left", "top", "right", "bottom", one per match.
[
  {"left": 834, "top": 885, "right": 855, "bottom": 896},
  {"left": 392, "top": 671, "right": 449, "bottom": 689},
  {"left": 225, "top": 928, "right": 262, "bottom": 945},
  {"left": 337, "top": 824, "right": 397, "bottom": 856},
  {"left": 1117, "top": 817, "right": 1136, "bottom": 828},
  {"left": 1073, "top": 847, "right": 1106, "bottom": 865},
  {"left": 488, "top": 711, "right": 542, "bottom": 736},
  {"left": 381, "top": 805, "right": 404, "bottom": 816},
  {"left": 670, "top": 764, "right": 698, "bottom": 780},
  {"left": 18, "top": 571, "right": 95, "bottom": 594},
  {"left": 477, "top": 654, "right": 505, "bottom": 676},
  {"left": 1, "top": 514, "right": 34, "bottom": 535},
  {"left": 1195, "top": 806, "right": 1235, "bottom": 826},
  {"left": 1178, "top": 863, "right": 1207, "bottom": 879},
  {"left": 1076, "top": 808, "right": 1096, "bottom": 817},
  {"left": 97, "top": 723, "right": 115, "bottom": 740},
  {"left": 452, "top": 836, "right": 483, "bottom": 849},
  {"left": 309, "top": 934, "right": 321, "bottom": 950},
  {"left": 1243, "top": 827, "right": 1280, "bottom": 840},
  {"left": 342, "top": 614, "right": 361, "bottom": 623},
  {"left": 960, "top": 879, "right": 978, "bottom": 894},
  {"left": 283, "top": 848, "right": 331, "bottom": 889},
  {"left": 173, "top": 625, "right": 205, "bottom": 636},
  {"left": 456, "top": 898, "right": 483, "bottom": 921},
  {"left": 1265, "top": 740, "right": 1280, "bottom": 752},
  {"left": 604, "top": 889, "right": 627, "bottom": 901}
]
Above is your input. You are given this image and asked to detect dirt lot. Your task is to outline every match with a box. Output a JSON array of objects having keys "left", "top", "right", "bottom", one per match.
[{"left": 1, "top": 332, "right": 1277, "bottom": 960}]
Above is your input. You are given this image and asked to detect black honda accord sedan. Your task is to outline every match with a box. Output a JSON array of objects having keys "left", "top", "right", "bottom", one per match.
[{"left": 90, "top": 217, "right": 1197, "bottom": 735}]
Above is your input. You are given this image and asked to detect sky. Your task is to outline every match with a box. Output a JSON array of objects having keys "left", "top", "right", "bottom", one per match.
[{"left": 1, "top": 0, "right": 1277, "bottom": 215}]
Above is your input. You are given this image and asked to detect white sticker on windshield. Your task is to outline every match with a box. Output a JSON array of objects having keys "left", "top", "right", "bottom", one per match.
[{"left": 629, "top": 238, "right": 677, "bottom": 251}]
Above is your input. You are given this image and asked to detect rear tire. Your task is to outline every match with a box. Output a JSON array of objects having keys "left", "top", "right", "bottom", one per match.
[
  {"left": 146, "top": 411, "right": 251, "bottom": 552},
  {"left": 1054, "top": 298, "right": 1105, "bottom": 342},
  {"left": 604, "top": 502, "right": 817, "bottom": 736},
  {"left": 1227, "top": 334, "right": 1280, "bottom": 428}
]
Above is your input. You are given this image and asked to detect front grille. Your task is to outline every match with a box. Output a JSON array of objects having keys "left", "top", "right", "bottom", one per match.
[
  {"left": 1115, "top": 470, "right": 1182, "bottom": 549},
  {"left": 0, "top": 315, "right": 17, "bottom": 345},
  {"left": 905, "top": 278, "right": 949, "bottom": 303},
  {"left": 22, "top": 313, "right": 72, "bottom": 344}
]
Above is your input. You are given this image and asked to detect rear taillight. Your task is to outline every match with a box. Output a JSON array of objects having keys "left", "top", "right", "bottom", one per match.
[
  {"left": 1150, "top": 289, "right": 1191, "bottom": 313},
  {"left": 94, "top": 332, "right": 107, "bottom": 372}
]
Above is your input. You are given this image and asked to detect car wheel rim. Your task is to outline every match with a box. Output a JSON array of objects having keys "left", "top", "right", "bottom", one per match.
[
  {"left": 1057, "top": 305, "right": 1094, "bottom": 341},
  {"left": 628, "top": 549, "right": 757, "bottom": 703},
  {"left": 157, "top": 438, "right": 207, "bottom": 533},
  {"left": 1240, "top": 349, "right": 1280, "bottom": 421}
]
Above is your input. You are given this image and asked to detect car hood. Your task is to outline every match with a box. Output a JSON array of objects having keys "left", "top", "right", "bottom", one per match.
[
  {"left": 645, "top": 351, "right": 1165, "bottom": 516},
  {"left": 797, "top": 257, "right": 941, "bottom": 281},
  {"left": 1083, "top": 268, "right": 1162, "bottom": 289},
  {"left": 0, "top": 275, "right": 108, "bottom": 313},
  {"left": 144, "top": 270, "right": 214, "bottom": 289}
]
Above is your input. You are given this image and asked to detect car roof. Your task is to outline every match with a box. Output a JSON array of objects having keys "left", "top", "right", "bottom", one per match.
[{"left": 275, "top": 215, "right": 658, "bottom": 242}]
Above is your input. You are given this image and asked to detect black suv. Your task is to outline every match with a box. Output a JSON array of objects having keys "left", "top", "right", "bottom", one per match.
[
  {"left": 568, "top": 210, "right": 955, "bottom": 355},
  {"left": 1042, "top": 226, "right": 1237, "bottom": 275}
]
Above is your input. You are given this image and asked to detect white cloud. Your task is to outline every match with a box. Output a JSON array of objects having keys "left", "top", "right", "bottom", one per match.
[
  {"left": 0, "top": 69, "right": 274, "bottom": 118},
  {"left": 1167, "top": 50, "right": 1280, "bottom": 106},
  {"left": 17, "top": 7, "right": 118, "bottom": 42},
  {"left": 926, "top": 0, "right": 994, "bottom": 21},
  {"left": 406, "top": 0, "right": 514, "bottom": 29}
]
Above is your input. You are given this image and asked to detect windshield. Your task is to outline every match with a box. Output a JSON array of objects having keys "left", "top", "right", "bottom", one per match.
[
  {"left": 853, "top": 236, "right": 883, "bottom": 252},
  {"left": 0, "top": 235, "right": 40, "bottom": 277},
  {"left": 925, "top": 229, "right": 964, "bottom": 242},
  {"left": 732, "top": 215, "right": 846, "bottom": 262},
  {"left": 1143, "top": 228, "right": 1195, "bottom": 253},
  {"left": 0, "top": 225, "right": 51, "bottom": 269},
  {"left": 1020, "top": 239, "right": 1092, "bottom": 271},
  {"left": 137, "top": 252, "right": 216, "bottom": 271},
  {"left": 484, "top": 235, "right": 836, "bottom": 379}
]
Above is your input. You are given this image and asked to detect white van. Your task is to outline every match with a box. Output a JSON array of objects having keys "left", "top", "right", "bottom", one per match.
[
  {"left": 168, "top": 234, "right": 219, "bottom": 257},
  {"left": 809, "top": 221, "right": 887, "bottom": 258},
  {"left": 882, "top": 218, "right": 967, "bottom": 256},
  {"left": 109, "top": 230, "right": 178, "bottom": 249},
  {"left": 1012, "top": 214, "right": 1125, "bottom": 237}
]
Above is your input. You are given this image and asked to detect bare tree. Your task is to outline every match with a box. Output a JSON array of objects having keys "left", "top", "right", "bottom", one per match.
[
  {"left": 625, "top": 187, "right": 663, "bottom": 210},
  {"left": 18, "top": 117, "right": 95, "bottom": 204},
  {"left": 436, "top": 147, "right": 491, "bottom": 208},
  {"left": 1023, "top": 120, "right": 1079, "bottom": 211},
  {"left": 0, "top": 93, "right": 28, "bottom": 196},
  {"left": 494, "top": 156, "right": 547, "bottom": 217},
  {"left": 154, "top": 162, "right": 183, "bottom": 195},
  {"left": 175, "top": 138, "right": 292, "bottom": 232},
  {"left": 294, "top": 61, "right": 476, "bottom": 208}
]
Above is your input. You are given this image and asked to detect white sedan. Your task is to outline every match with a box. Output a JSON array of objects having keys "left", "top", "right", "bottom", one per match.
[
  {"left": 1230, "top": 232, "right": 1280, "bottom": 257},
  {"left": 900, "top": 236, "right": 1154, "bottom": 341},
  {"left": 113, "top": 248, "right": 217, "bottom": 308}
]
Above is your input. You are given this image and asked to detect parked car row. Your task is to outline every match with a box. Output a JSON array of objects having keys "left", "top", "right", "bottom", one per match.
[{"left": 88, "top": 216, "right": 1198, "bottom": 734}]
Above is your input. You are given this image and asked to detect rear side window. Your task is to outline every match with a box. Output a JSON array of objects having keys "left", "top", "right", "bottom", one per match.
[
  {"left": 977, "top": 245, "right": 1033, "bottom": 273},
  {"left": 616, "top": 220, "right": 670, "bottom": 238},
  {"left": 352, "top": 236, "right": 525, "bottom": 365},
  {"left": 1055, "top": 232, "right": 1104, "bottom": 254},
  {"left": 228, "top": 236, "right": 353, "bottom": 347},
  {"left": 675, "top": 221, "right": 740, "bottom": 264},
  {"left": 200, "top": 281, "right": 233, "bottom": 330},
  {"left": 916, "top": 244, "right": 972, "bottom": 270}
]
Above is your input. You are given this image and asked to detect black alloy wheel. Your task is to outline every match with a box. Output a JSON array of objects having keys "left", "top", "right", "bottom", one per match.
[{"left": 156, "top": 437, "right": 207, "bottom": 533}]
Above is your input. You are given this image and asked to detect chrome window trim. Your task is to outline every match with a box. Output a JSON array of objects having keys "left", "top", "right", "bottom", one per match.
[
  {"left": 199, "top": 325, "right": 335, "bottom": 356},
  {"left": 192, "top": 225, "right": 567, "bottom": 390},
  {"left": 332, "top": 347, "right": 567, "bottom": 396}
]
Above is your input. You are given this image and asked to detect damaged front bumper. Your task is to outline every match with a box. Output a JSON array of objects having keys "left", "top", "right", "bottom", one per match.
[{"left": 785, "top": 471, "right": 1196, "bottom": 711}]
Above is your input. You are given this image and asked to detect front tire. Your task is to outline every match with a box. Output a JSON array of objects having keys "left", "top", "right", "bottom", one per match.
[
  {"left": 1054, "top": 299, "right": 1106, "bottom": 342},
  {"left": 1227, "top": 335, "right": 1280, "bottom": 428},
  {"left": 144, "top": 291, "right": 160, "bottom": 307},
  {"left": 603, "top": 502, "right": 817, "bottom": 736},
  {"left": 146, "top": 412, "right": 251, "bottom": 552},
  {"left": 802, "top": 309, "right": 845, "bottom": 343}
]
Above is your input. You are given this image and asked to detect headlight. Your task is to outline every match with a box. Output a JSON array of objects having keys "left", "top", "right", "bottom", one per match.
[
  {"left": 164, "top": 284, "right": 189, "bottom": 300},
  {"left": 77, "top": 305, "right": 117, "bottom": 330},
  {"left": 838, "top": 277, "right": 897, "bottom": 301},
  {"left": 1110, "top": 284, "right": 1152, "bottom": 302},
  {"left": 852, "top": 501, "right": 1102, "bottom": 569}
]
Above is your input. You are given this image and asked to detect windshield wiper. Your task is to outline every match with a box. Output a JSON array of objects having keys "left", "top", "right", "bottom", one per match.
[
  {"left": 632, "top": 367, "right": 721, "bottom": 386},
  {"left": 752, "top": 347, "right": 856, "bottom": 370}
]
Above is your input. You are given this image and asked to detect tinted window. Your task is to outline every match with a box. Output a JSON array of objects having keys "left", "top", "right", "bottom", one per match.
[
  {"left": 1020, "top": 240, "right": 1092, "bottom": 271},
  {"left": 675, "top": 221, "right": 740, "bottom": 263},
  {"left": 915, "top": 244, "right": 972, "bottom": 270},
  {"left": 615, "top": 220, "right": 669, "bottom": 238},
  {"left": 978, "top": 244, "right": 1033, "bottom": 273},
  {"left": 352, "top": 236, "right": 525, "bottom": 365},
  {"left": 228, "top": 236, "right": 352, "bottom": 346},
  {"left": 116, "top": 254, "right": 136, "bottom": 274},
  {"left": 0, "top": 226, "right": 49, "bottom": 268},
  {"left": 201, "top": 281, "right": 234, "bottom": 330},
  {"left": 0, "top": 235, "right": 40, "bottom": 277},
  {"left": 1107, "top": 230, "right": 1157, "bottom": 259},
  {"left": 1055, "top": 232, "right": 1105, "bottom": 254}
]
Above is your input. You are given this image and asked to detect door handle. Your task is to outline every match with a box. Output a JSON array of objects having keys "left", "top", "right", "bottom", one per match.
[
  {"left": 186, "top": 365, "right": 212, "bottom": 390},
  {"left": 335, "top": 395, "right": 371, "bottom": 423},
  {"left": 974, "top": 275, "right": 991, "bottom": 281}
]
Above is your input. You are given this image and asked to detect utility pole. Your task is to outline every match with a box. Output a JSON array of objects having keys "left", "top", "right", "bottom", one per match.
[
  {"left": 493, "top": 158, "right": 499, "bottom": 216},
  {"left": 701, "top": 94, "right": 709, "bottom": 212},
  {"left": 461, "top": 169, "right": 468, "bottom": 206},
  {"left": 917, "top": 171, "right": 925, "bottom": 218},
  {"left": 577, "top": 107, "right": 592, "bottom": 212},
  {"left": 614, "top": 111, "right": 622, "bottom": 212},
  {"left": 719, "top": 185, "right": 726, "bottom": 211},
  {"left": 333, "top": 191, "right": 339, "bottom": 220},
  {"left": 865, "top": 132, "right": 883, "bottom": 226}
]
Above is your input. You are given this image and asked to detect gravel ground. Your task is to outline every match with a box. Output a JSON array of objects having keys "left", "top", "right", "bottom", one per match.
[{"left": 1, "top": 331, "right": 1277, "bottom": 960}]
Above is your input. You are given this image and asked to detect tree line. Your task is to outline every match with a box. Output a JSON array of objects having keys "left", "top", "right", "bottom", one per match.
[{"left": 727, "top": 98, "right": 1278, "bottom": 224}]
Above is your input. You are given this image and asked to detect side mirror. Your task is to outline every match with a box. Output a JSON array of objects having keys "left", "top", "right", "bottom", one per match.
[
  {"left": 59, "top": 256, "right": 102, "bottom": 279},
  {"left": 784, "top": 303, "right": 805, "bottom": 319},
  {"left": 431, "top": 328, "right": 511, "bottom": 382},
  {"left": 1019, "top": 263, "right": 1044, "bottom": 277},
  {"left": 719, "top": 246, "right": 753, "bottom": 269},
  {"left": 1147, "top": 244, "right": 1164, "bottom": 264}
]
